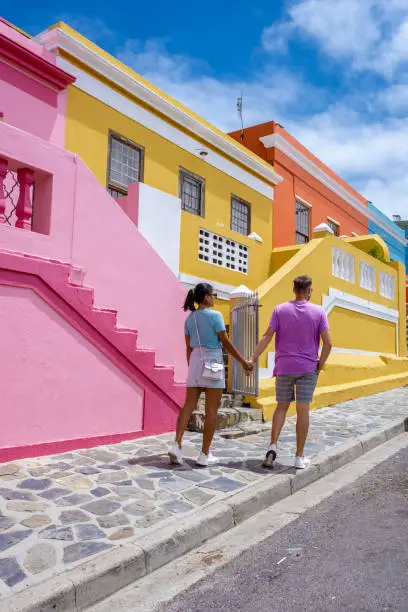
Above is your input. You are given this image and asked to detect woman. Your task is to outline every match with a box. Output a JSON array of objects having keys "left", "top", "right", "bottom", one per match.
[{"left": 168, "top": 282, "right": 252, "bottom": 467}]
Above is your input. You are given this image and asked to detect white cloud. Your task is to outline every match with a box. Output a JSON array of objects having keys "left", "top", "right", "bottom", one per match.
[{"left": 263, "top": 0, "right": 408, "bottom": 77}]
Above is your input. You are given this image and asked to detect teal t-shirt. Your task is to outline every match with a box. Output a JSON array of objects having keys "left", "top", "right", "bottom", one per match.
[{"left": 184, "top": 309, "right": 226, "bottom": 349}]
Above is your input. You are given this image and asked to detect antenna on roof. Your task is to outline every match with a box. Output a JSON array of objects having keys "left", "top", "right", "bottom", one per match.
[{"left": 237, "top": 94, "right": 244, "bottom": 141}]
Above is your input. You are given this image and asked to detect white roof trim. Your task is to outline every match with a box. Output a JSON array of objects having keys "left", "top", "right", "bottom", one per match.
[
  {"left": 295, "top": 195, "right": 312, "bottom": 208},
  {"left": 260, "top": 133, "right": 407, "bottom": 247},
  {"left": 35, "top": 27, "right": 282, "bottom": 187}
]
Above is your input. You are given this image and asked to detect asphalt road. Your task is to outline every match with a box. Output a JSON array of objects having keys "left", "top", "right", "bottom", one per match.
[{"left": 158, "top": 446, "right": 408, "bottom": 612}]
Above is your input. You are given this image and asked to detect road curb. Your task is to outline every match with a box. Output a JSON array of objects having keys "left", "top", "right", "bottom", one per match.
[{"left": 2, "top": 417, "right": 407, "bottom": 612}]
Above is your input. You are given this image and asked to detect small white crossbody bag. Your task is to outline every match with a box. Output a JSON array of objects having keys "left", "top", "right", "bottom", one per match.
[{"left": 193, "top": 313, "right": 224, "bottom": 381}]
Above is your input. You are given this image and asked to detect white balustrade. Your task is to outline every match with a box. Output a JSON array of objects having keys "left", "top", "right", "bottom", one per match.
[
  {"left": 332, "top": 247, "right": 355, "bottom": 283},
  {"left": 380, "top": 271, "right": 395, "bottom": 300},
  {"left": 359, "top": 261, "right": 376, "bottom": 292}
]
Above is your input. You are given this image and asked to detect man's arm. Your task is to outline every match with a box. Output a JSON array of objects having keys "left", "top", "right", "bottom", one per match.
[
  {"left": 318, "top": 329, "right": 332, "bottom": 372},
  {"left": 250, "top": 327, "right": 275, "bottom": 365}
]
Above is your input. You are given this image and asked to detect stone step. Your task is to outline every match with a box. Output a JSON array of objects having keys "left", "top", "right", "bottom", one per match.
[{"left": 188, "top": 406, "right": 263, "bottom": 433}]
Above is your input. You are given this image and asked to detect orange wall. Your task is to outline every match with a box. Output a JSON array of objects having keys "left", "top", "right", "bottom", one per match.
[{"left": 229, "top": 122, "right": 369, "bottom": 248}]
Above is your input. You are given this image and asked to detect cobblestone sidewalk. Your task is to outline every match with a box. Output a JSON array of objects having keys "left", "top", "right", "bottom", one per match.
[{"left": 0, "top": 387, "right": 407, "bottom": 598}]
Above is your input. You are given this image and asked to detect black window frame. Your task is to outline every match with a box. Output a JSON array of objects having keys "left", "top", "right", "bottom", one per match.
[
  {"left": 107, "top": 131, "right": 144, "bottom": 199},
  {"left": 295, "top": 200, "right": 310, "bottom": 244},
  {"left": 179, "top": 168, "right": 205, "bottom": 217},
  {"left": 231, "top": 195, "right": 251, "bottom": 236}
]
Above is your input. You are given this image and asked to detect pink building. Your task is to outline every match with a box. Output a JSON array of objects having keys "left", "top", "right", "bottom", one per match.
[{"left": 0, "top": 19, "right": 187, "bottom": 462}]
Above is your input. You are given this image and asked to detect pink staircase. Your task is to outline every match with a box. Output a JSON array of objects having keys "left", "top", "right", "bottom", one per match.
[{"left": 0, "top": 249, "right": 186, "bottom": 462}]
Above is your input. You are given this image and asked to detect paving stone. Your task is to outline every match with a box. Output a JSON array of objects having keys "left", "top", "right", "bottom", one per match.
[
  {"left": 0, "top": 464, "right": 19, "bottom": 477},
  {"left": 57, "top": 475, "right": 92, "bottom": 490},
  {"left": 134, "top": 510, "right": 170, "bottom": 529},
  {"left": 21, "top": 514, "right": 52, "bottom": 529},
  {"left": 161, "top": 500, "right": 195, "bottom": 514},
  {"left": 6, "top": 501, "right": 48, "bottom": 513},
  {"left": 59, "top": 509, "right": 91, "bottom": 524},
  {"left": 124, "top": 500, "right": 156, "bottom": 516},
  {"left": 82, "top": 500, "right": 121, "bottom": 515},
  {"left": 154, "top": 490, "right": 178, "bottom": 502},
  {"left": 18, "top": 478, "right": 52, "bottom": 491},
  {"left": 0, "top": 515, "right": 16, "bottom": 530},
  {"left": 109, "top": 526, "right": 134, "bottom": 541},
  {"left": 97, "top": 470, "right": 129, "bottom": 484},
  {"left": 97, "top": 513, "right": 130, "bottom": 529},
  {"left": 135, "top": 478, "right": 155, "bottom": 490},
  {"left": 111, "top": 486, "right": 151, "bottom": 499},
  {"left": 0, "top": 529, "right": 32, "bottom": 552},
  {"left": 23, "top": 543, "right": 57, "bottom": 575},
  {"left": 48, "top": 470, "right": 73, "bottom": 479},
  {"left": 91, "top": 487, "right": 110, "bottom": 497},
  {"left": 198, "top": 476, "right": 245, "bottom": 493},
  {"left": 97, "top": 464, "right": 123, "bottom": 471},
  {"left": 63, "top": 541, "right": 113, "bottom": 564},
  {"left": 40, "top": 525, "right": 74, "bottom": 541},
  {"left": 114, "top": 480, "right": 133, "bottom": 486},
  {"left": 145, "top": 471, "right": 172, "bottom": 479},
  {"left": 159, "top": 478, "right": 190, "bottom": 492},
  {"left": 182, "top": 488, "right": 216, "bottom": 506},
  {"left": 176, "top": 470, "right": 210, "bottom": 483},
  {"left": 81, "top": 449, "right": 119, "bottom": 463},
  {"left": 39, "top": 487, "right": 71, "bottom": 500},
  {"left": 62, "top": 493, "right": 94, "bottom": 505},
  {"left": 0, "top": 557, "right": 26, "bottom": 587},
  {"left": 0, "top": 488, "right": 36, "bottom": 501},
  {"left": 75, "top": 466, "right": 100, "bottom": 475},
  {"left": 75, "top": 524, "right": 105, "bottom": 540},
  {"left": 48, "top": 462, "right": 73, "bottom": 470}
]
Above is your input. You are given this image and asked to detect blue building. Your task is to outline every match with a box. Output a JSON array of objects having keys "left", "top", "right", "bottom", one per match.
[{"left": 368, "top": 203, "right": 407, "bottom": 271}]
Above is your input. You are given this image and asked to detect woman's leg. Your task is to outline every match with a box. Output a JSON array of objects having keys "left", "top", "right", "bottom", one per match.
[
  {"left": 202, "top": 388, "right": 223, "bottom": 455},
  {"left": 175, "top": 387, "right": 201, "bottom": 448}
]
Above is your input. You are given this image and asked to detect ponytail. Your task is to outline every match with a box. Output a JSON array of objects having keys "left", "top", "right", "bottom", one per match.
[
  {"left": 183, "top": 282, "right": 214, "bottom": 312},
  {"left": 183, "top": 289, "right": 196, "bottom": 312}
]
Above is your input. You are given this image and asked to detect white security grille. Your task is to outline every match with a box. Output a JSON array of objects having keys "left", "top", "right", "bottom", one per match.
[
  {"left": 359, "top": 261, "right": 376, "bottom": 292},
  {"left": 198, "top": 229, "right": 249, "bottom": 274},
  {"left": 380, "top": 271, "right": 395, "bottom": 300},
  {"left": 332, "top": 247, "right": 355, "bottom": 283}
]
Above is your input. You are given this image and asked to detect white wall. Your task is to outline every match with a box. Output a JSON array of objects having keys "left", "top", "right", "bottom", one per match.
[{"left": 137, "top": 183, "right": 181, "bottom": 276}]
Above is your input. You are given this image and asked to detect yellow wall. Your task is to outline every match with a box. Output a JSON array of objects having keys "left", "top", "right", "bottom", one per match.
[
  {"left": 255, "top": 234, "right": 404, "bottom": 368},
  {"left": 328, "top": 308, "right": 396, "bottom": 354},
  {"left": 65, "top": 86, "right": 274, "bottom": 304}
]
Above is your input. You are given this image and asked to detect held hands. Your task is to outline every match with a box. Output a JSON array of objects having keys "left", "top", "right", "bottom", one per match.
[{"left": 243, "top": 359, "right": 255, "bottom": 375}]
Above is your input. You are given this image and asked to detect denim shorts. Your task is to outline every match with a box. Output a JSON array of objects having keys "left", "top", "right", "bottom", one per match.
[{"left": 275, "top": 371, "right": 319, "bottom": 404}]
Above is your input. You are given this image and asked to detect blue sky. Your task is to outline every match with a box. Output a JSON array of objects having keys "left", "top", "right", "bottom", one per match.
[{"left": 5, "top": 0, "right": 408, "bottom": 217}]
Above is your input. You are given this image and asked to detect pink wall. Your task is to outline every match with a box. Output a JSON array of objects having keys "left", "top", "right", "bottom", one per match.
[
  {"left": 0, "top": 284, "right": 144, "bottom": 448},
  {"left": 0, "top": 19, "right": 73, "bottom": 146},
  {"left": 0, "top": 120, "right": 187, "bottom": 381}
]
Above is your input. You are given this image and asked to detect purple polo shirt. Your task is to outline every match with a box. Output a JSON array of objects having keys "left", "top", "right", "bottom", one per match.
[{"left": 269, "top": 301, "right": 329, "bottom": 376}]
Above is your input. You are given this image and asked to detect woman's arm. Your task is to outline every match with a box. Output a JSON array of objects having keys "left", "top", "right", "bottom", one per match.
[
  {"left": 218, "top": 331, "right": 251, "bottom": 371},
  {"left": 185, "top": 334, "right": 193, "bottom": 366}
]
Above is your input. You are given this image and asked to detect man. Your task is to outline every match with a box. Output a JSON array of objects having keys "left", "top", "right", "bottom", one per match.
[{"left": 249, "top": 275, "right": 332, "bottom": 469}]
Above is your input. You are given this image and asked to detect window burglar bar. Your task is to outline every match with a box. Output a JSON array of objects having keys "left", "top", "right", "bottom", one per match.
[
  {"left": 295, "top": 201, "right": 310, "bottom": 244},
  {"left": 180, "top": 169, "right": 204, "bottom": 216},
  {"left": 231, "top": 196, "right": 250, "bottom": 235},
  {"left": 231, "top": 293, "right": 259, "bottom": 396},
  {"left": 0, "top": 163, "right": 34, "bottom": 230}
]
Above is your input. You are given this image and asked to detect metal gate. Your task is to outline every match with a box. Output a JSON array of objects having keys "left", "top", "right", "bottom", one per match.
[{"left": 231, "top": 292, "right": 259, "bottom": 396}]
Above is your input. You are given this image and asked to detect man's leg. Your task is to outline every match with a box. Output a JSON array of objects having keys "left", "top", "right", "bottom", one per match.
[
  {"left": 270, "top": 402, "right": 290, "bottom": 445},
  {"left": 295, "top": 402, "right": 310, "bottom": 457}
]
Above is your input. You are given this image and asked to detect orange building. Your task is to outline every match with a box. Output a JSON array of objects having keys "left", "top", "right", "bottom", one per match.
[{"left": 229, "top": 121, "right": 369, "bottom": 248}]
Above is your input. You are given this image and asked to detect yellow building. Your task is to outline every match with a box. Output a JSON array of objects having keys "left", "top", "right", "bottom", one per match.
[
  {"left": 35, "top": 22, "right": 408, "bottom": 415},
  {"left": 36, "top": 23, "right": 282, "bottom": 322}
]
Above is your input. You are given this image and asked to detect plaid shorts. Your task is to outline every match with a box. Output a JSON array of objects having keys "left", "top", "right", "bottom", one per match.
[{"left": 275, "top": 371, "right": 319, "bottom": 404}]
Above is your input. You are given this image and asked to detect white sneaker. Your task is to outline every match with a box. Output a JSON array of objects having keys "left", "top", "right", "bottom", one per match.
[
  {"left": 295, "top": 456, "right": 310, "bottom": 469},
  {"left": 168, "top": 444, "right": 183, "bottom": 465},
  {"left": 196, "top": 451, "right": 218, "bottom": 467}
]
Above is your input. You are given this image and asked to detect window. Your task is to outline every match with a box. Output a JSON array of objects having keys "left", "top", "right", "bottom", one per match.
[
  {"left": 179, "top": 169, "right": 204, "bottom": 216},
  {"left": 107, "top": 133, "right": 144, "bottom": 198},
  {"left": 295, "top": 201, "right": 310, "bottom": 244},
  {"left": 231, "top": 196, "right": 251, "bottom": 235},
  {"left": 327, "top": 218, "right": 340, "bottom": 237}
]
